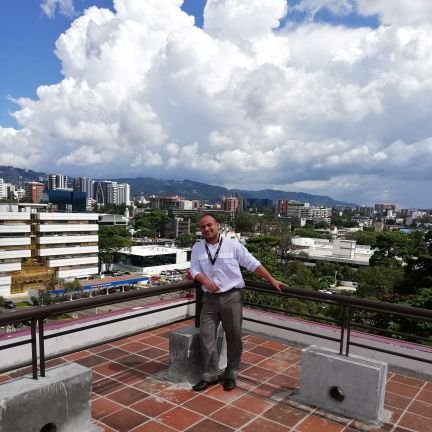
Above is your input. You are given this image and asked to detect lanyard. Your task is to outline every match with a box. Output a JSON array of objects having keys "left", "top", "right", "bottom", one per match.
[{"left": 205, "top": 236, "right": 223, "bottom": 266}]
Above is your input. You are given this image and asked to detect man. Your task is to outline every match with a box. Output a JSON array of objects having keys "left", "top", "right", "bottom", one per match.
[{"left": 190, "top": 214, "right": 285, "bottom": 392}]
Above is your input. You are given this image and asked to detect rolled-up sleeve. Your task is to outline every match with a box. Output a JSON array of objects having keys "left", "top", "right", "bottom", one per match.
[
  {"left": 235, "top": 243, "right": 260, "bottom": 272},
  {"left": 190, "top": 243, "right": 203, "bottom": 278}
]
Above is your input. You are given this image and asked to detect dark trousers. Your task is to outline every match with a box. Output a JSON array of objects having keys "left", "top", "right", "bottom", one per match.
[{"left": 200, "top": 289, "right": 242, "bottom": 381}]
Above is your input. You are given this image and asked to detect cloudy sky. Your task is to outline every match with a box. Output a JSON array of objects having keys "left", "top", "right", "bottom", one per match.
[{"left": 1, "top": 0, "right": 432, "bottom": 208}]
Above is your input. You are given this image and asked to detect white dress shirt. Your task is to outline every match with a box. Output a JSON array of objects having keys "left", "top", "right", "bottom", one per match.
[{"left": 190, "top": 237, "right": 261, "bottom": 293}]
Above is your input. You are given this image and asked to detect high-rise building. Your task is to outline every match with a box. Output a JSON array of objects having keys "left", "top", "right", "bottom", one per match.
[
  {"left": 149, "top": 195, "right": 182, "bottom": 210},
  {"left": 0, "top": 178, "right": 6, "bottom": 199},
  {"left": 117, "top": 183, "right": 130, "bottom": 206},
  {"left": 0, "top": 212, "right": 32, "bottom": 297},
  {"left": 221, "top": 197, "right": 239, "bottom": 212},
  {"left": 24, "top": 181, "right": 45, "bottom": 203},
  {"left": 48, "top": 174, "right": 68, "bottom": 190},
  {"left": 73, "top": 177, "right": 94, "bottom": 200},
  {"left": 93, "top": 181, "right": 110, "bottom": 205},
  {"left": 277, "top": 200, "right": 331, "bottom": 223},
  {"left": 374, "top": 204, "right": 396, "bottom": 216},
  {"left": 0, "top": 211, "right": 100, "bottom": 296},
  {"left": 34, "top": 213, "right": 99, "bottom": 280},
  {"left": 355, "top": 206, "right": 375, "bottom": 217},
  {"left": 106, "top": 182, "right": 118, "bottom": 205},
  {"left": 46, "top": 190, "right": 87, "bottom": 212}
]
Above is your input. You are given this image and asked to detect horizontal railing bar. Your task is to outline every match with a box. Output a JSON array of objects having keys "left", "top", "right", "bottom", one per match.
[
  {"left": 243, "top": 302, "right": 341, "bottom": 326},
  {"left": 0, "top": 338, "right": 33, "bottom": 351},
  {"left": 243, "top": 316, "right": 341, "bottom": 344},
  {"left": 43, "top": 300, "right": 195, "bottom": 340},
  {"left": 349, "top": 341, "right": 432, "bottom": 364},
  {"left": 349, "top": 323, "right": 432, "bottom": 344},
  {"left": 0, "top": 281, "right": 196, "bottom": 326},
  {"left": 0, "top": 316, "right": 194, "bottom": 376},
  {"left": 245, "top": 281, "right": 432, "bottom": 320}
]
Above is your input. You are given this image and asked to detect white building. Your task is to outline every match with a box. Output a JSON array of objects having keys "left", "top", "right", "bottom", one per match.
[
  {"left": 0, "top": 178, "right": 7, "bottom": 199},
  {"left": 73, "top": 177, "right": 94, "bottom": 200},
  {"left": 117, "top": 183, "right": 130, "bottom": 206},
  {"left": 106, "top": 182, "right": 130, "bottom": 206},
  {"left": 34, "top": 213, "right": 99, "bottom": 280},
  {"left": 0, "top": 212, "right": 32, "bottom": 297},
  {"left": 48, "top": 174, "right": 68, "bottom": 190},
  {"left": 291, "top": 237, "right": 373, "bottom": 265},
  {"left": 117, "top": 245, "right": 191, "bottom": 275}
]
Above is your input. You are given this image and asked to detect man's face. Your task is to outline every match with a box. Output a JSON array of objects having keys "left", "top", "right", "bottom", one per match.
[{"left": 199, "top": 216, "right": 220, "bottom": 243}]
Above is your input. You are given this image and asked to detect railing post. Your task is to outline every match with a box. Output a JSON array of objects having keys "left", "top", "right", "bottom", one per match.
[
  {"left": 345, "top": 306, "right": 353, "bottom": 356},
  {"left": 194, "top": 282, "right": 202, "bottom": 328},
  {"left": 38, "top": 317, "right": 46, "bottom": 378},
  {"left": 30, "top": 318, "right": 38, "bottom": 380},
  {"left": 339, "top": 305, "right": 347, "bottom": 356}
]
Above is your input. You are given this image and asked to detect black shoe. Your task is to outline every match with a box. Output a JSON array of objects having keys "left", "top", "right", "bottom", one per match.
[
  {"left": 192, "top": 379, "right": 219, "bottom": 392},
  {"left": 223, "top": 378, "right": 236, "bottom": 391}
]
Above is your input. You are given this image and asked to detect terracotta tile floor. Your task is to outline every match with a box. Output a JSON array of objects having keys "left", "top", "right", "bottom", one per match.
[{"left": 1, "top": 320, "right": 432, "bottom": 432}]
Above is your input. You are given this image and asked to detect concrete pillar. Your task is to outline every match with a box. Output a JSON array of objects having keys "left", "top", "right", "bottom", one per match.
[
  {"left": 168, "top": 325, "right": 227, "bottom": 385},
  {"left": 0, "top": 363, "right": 101, "bottom": 432},
  {"left": 296, "top": 346, "right": 389, "bottom": 424}
]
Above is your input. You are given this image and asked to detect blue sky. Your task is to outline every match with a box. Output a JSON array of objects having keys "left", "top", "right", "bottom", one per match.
[
  {"left": 0, "top": 0, "right": 376, "bottom": 128},
  {"left": 0, "top": 0, "right": 204, "bottom": 127},
  {"left": 1, "top": 0, "right": 432, "bottom": 208}
]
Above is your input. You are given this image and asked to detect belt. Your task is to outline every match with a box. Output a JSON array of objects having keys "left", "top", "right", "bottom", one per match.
[{"left": 205, "top": 288, "right": 241, "bottom": 295}]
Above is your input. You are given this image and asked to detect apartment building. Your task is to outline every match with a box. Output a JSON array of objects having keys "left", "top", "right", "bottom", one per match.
[
  {"left": 277, "top": 200, "right": 331, "bottom": 224},
  {"left": 0, "top": 178, "right": 7, "bottom": 199},
  {"left": 24, "top": 181, "right": 45, "bottom": 203},
  {"left": 0, "top": 212, "right": 100, "bottom": 297},
  {"left": 221, "top": 196, "right": 240, "bottom": 212},
  {"left": 35, "top": 213, "right": 99, "bottom": 280},
  {"left": 0, "top": 212, "right": 32, "bottom": 297},
  {"left": 48, "top": 174, "right": 68, "bottom": 190}
]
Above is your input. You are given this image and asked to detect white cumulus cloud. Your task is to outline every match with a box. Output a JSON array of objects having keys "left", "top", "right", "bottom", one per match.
[
  {"left": 41, "top": 0, "right": 76, "bottom": 18},
  {"left": 1, "top": 0, "right": 432, "bottom": 207}
]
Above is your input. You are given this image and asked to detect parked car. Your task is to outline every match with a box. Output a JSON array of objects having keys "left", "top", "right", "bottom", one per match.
[{"left": 3, "top": 300, "right": 16, "bottom": 309}]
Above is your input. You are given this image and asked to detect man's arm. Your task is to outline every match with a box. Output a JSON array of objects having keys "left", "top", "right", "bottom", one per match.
[{"left": 254, "top": 265, "right": 285, "bottom": 292}]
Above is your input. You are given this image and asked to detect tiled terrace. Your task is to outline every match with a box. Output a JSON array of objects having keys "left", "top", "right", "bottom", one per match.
[{"left": 1, "top": 320, "right": 432, "bottom": 432}]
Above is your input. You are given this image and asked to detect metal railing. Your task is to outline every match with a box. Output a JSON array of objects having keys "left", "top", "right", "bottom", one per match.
[
  {"left": 1, "top": 280, "right": 431, "bottom": 380},
  {"left": 244, "top": 280, "right": 432, "bottom": 363},
  {"left": 0, "top": 280, "right": 196, "bottom": 379}
]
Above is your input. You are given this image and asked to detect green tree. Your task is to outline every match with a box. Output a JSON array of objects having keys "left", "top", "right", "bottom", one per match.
[
  {"left": 245, "top": 235, "right": 282, "bottom": 280},
  {"left": 134, "top": 210, "right": 169, "bottom": 239},
  {"left": 177, "top": 233, "right": 197, "bottom": 248},
  {"left": 294, "top": 227, "right": 323, "bottom": 238},
  {"left": 64, "top": 279, "right": 83, "bottom": 300},
  {"left": 346, "top": 231, "right": 378, "bottom": 247},
  {"left": 355, "top": 266, "right": 404, "bottom": 298},
  {"left": 234, "top": 212, "right": 255, "bottom": 233},
  {"left": 369, "top": 232, "right": 412, "bottom": 268},
  {"left": 99, "top": 225, "right": 132, "bottom": 272}
]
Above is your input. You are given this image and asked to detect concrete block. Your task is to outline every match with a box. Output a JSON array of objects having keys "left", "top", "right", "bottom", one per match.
[
  {"left": 168, "top": 325, "right": 227, "bottom": 384},
  {"left": 297, "top": 346, "right": 388, "bottom": 424},
  {"left": 0, "top": 363, "right": 101, "bottom": 432}
]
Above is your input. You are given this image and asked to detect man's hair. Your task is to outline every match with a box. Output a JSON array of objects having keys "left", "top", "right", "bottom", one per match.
[{"left": 199, "top": 213, "right": 221, "bottom": 223}]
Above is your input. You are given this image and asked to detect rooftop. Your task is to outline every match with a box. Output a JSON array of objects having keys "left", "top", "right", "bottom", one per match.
[{"left": 1, "top": 319, "right": 431, "bottom": 432}]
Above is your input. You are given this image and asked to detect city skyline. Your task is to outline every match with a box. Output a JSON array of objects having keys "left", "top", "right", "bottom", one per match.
[{"left": 1, "top": 0, "right": 432, "bottom": 208}]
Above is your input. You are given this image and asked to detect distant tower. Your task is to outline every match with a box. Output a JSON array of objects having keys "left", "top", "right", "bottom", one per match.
[
  {"left": 48, "top": 174, "right": 68, "bottom": 190},
  {"left": 24, "top": 181, "right": 45, "bottom": 203}
]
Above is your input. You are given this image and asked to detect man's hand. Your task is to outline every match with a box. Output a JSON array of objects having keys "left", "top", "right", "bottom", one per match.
[
  {"left": 270, "top": 278, "right": 285, "bottom": 292},
  {"left": 194, "top": 273, "right": 220, "bottom": 293},
  {"left": 254, "top": 265, "right": 286, "bottom": 292},
  {"left": 204, "top": 279, "right": 221, "bottom": 293}
]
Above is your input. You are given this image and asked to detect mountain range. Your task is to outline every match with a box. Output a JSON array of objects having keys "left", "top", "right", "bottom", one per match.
[{"left": 0, "top": 165, "right": 356, "bottom": 207}]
